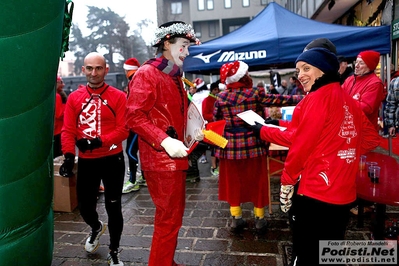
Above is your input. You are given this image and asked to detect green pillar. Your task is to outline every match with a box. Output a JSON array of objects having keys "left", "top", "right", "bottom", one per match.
[{"left": 0, "top": 1, "right": 65, "bottom": 264}]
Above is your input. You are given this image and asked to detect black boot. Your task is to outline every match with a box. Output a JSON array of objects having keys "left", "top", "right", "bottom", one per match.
[
  {"left": 230, "top": 217, "right": 247, "bottom": 233},
  {"left": 255, "top": 217, "right": 268, "bottom": 235}
]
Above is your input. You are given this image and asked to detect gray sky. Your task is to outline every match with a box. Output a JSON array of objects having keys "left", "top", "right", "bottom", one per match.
[{"left": 65, "top": 0, "right": 157, "bottom": 59}]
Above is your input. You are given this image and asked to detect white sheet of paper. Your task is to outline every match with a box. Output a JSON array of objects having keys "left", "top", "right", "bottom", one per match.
[{"left": 236, "top": 110, "right": 286, "bottom": 131}]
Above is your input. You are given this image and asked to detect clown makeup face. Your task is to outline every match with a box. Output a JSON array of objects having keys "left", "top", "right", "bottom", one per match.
[
  {"left": 354, "top": 57, "right": 370, "bottom": 76},
  {"left": 296, "top": 61, "right": 324, "bottom": 93},
  {"left": 165, "top": 38, "right": 191, "bottom": 67}
]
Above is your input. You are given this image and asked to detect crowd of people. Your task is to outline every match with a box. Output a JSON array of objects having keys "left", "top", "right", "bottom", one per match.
[{"left": 54, "top": 19, "right": 398, "bottom": 266}]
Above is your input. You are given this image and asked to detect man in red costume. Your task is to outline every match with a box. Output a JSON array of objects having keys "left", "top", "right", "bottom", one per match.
[
  {"left": 60, "top": 52, "right": 128, "bottom": 266},
  {"left": 125, "top": 21, "right": 201, "bottom": 266}
]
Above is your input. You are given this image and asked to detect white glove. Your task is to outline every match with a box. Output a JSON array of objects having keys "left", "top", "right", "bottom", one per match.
[
  {"left": 161, "top": 137, "right": 189, "bottom": 158},
  {"left": 280, "top": 184, "right": 294, "bottom": 213},
  {"left": 194, "top": 129, "right": 205, "bottom": 141}
]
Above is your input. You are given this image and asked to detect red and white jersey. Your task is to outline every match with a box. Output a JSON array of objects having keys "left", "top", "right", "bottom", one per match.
[{"left": 61, "top": 83, "right": 128, "bottom": 158}]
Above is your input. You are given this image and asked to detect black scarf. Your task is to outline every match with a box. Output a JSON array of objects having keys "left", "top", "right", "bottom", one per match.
[{"left": 310, "top": 72, "right": 340, "bottom": 93}]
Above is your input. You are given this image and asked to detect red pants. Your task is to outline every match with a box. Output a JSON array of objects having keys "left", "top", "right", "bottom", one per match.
[{"left": 145, "top": 170, "right": 186, "bottom": 266}]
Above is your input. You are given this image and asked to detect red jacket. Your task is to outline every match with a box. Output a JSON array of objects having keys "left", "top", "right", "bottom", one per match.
[
  {"left": 54, "top": 93, "right": 64, "bottom": 136},
  {"left": 125, "top": 63, "right": 189, "bottom": 171},
  {"left": 342, "top": 72, "right": 384, "bottom": 131},
  {"left": 202, "top": 94, "right": 216, "bottom": 123},
  {"left": 260, "top": 82, "right": 380, "bottom": 205},
  {"left": 61, "top": 83, "right": 128, "bottom": 158}
]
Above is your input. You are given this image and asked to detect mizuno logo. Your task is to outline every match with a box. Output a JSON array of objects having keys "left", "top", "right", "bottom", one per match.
[
  {"left": 193, "top": 50, "right": 221, "bottom": 63},
  {"left": 217, "top": 50, "right": 267, "bottom": 62},
  {"left": 192, "top": 50, "right": 267, "bottom": 64}
]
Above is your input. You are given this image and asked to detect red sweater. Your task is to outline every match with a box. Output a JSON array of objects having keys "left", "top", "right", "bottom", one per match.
[
  {"left": 61, "top": 83, "right": 128, "bottom": 158},
  {"left": 342, "top": 72, "right": 384, "bottom": 131},
  {"left": 202, "top": 94, "right": 216, "bottom": 123}
]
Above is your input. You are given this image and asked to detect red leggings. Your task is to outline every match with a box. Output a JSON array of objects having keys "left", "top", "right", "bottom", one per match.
[{"left": 145, "top": 170, "right": 186, "bottom": 266}]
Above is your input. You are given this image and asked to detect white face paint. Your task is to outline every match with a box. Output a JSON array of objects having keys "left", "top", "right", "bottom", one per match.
[{"left": 169, "top": 38, "right": 191, "bottom": 67}]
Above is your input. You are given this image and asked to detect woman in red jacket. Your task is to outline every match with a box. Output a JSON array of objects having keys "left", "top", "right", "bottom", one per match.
[{"left": 252, "top": 47, "right": 380, "bottom": 265}]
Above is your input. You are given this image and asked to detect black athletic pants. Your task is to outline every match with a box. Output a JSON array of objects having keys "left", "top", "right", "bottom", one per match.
[
  {"left": 290, "top": 194, "right": 351, "bottom": 266},
  {"left": 77, "top": 152, "right": 125, "bottom": 251}
]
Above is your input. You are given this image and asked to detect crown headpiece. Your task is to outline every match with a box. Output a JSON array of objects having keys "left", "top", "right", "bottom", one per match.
[{"left": 153, "top": 21, "right": 200, "bottom": 47}]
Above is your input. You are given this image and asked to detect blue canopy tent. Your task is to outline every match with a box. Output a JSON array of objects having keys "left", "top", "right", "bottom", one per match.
[{"left": 183, "top": 2, "right": 391, "bottom": 75}]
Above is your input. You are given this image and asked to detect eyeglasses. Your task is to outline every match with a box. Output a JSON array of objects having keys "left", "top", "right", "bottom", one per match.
[{"left": 57, "top": 81, "right": 64, "bottom": 84}]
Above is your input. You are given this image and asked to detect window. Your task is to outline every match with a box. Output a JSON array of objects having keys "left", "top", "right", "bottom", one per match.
[
  {"left": 207, "top": 0, "right": 214, "bottom": 10},
  {"left": 243, "top": 0, "right": 249, "bottom": 7},
  {"left": 224, "top": 0, "right": 232, "bottom": 8},
  {"left": 261, "top": 0, "right": 268, "bottom": 5},
  {"left": 209, "top": 21, "right": 216, "bottom": 37},
  {"left": 198, "top": 0, "right": 205, "bottom": 10},
  {"left": 171, "top": 2, "right": 182, "bottom": 14},
  {"left": 229, "top": 25, "right": 240, "bottom": 33},
  {"left": 194, "top": 23, "right": 202, "bottom": 38}
]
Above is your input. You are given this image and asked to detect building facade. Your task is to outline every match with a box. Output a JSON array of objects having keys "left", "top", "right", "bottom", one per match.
[
  {"left": 155, "top": 0, "right": 286, "bottom": 82},
  {"left": 291, "top": 0, "right": 397, "bottom": 69},
  {"left": 156, "top": 0, "right": 287, "bottom": 43},
  {"left": 156, "top": 0, "right": 397, "bottom": 79}
]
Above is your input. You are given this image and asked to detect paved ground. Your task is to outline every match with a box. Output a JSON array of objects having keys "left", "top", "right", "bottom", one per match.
[{"left": 51, "top": 147, "right": 399, "bottom": 266}]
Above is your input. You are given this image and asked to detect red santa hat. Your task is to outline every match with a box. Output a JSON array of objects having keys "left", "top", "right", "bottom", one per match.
[
  {"left": 123, "top": 58, "right": 140, "bottom": 71},
  {"left": 220, "top": 61, "right": 248, "bottom": 85},
  {"left": 193, "top": 78, "right": 205, "bottom": 88},
  {"left": 358, "top": 50, "right": 380, "bottom": 71},
  {"left": 124, "top": 58, "right": 140, "bottom": 79},
  {"left": 56, "top": 76, "right": 62, "bottom": 82}
]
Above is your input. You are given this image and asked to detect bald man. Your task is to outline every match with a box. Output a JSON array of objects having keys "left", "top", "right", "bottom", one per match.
[{"left": 60, "top": 52, "right": 128, "bottom": 266}]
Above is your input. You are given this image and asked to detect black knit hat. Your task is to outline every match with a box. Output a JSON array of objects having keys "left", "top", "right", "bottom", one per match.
[
  {"left": 296, "top": 48, "right": 339, "bottom": 74},
  {"left": 304, "top": 38, "right": 337, "bottom": 55}
]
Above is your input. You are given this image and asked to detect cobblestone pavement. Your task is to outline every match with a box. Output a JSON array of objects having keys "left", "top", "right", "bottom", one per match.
[{"left": 51, "top": 147, "right": 399, "bottom": 266}]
